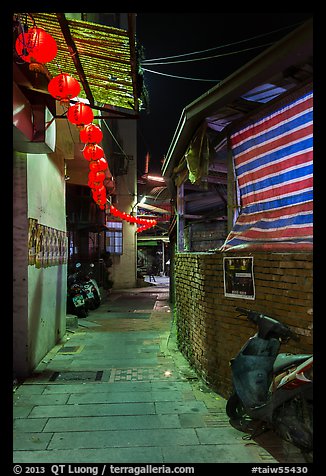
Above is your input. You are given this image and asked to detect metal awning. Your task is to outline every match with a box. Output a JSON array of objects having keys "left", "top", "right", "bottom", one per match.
[{"left": 14, "top": 12, "right": 139, "bottom": 116}]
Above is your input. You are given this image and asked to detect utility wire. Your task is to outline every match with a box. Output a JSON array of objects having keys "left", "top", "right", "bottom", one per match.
[
  {"left": 142, "top": 68, "right": 221, "bottom": 82},
  {"left": 141, "top": 40, "right": 273, "bottom": 82},
  {"left": 141, "top": 21, "right": 303, "bottom": 63},
  {"left": 141, "top": 41, "right": 274, "bottom": 66}
]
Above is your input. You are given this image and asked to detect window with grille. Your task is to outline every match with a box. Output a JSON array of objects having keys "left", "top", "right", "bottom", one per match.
[{"left": 105, "top": 221, "right": 123, "bottom": 255}]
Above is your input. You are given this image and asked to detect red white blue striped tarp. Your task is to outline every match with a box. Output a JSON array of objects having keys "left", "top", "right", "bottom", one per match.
[{"left": 220, "top": 90, "right": 313, "bottom": 251}]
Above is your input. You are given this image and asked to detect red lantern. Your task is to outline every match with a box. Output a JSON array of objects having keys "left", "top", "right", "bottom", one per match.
[
  {"left": 15, "top": 27, "right": 57, "bottom": 64},
  {"left": 67, "top": 102, "right": 94, "bottom": 128},
  {"left": 88, "top": 170, "right": 105, "bottom": 186},
  {"left": 48, "top": 73, "right": 80, "bottom": 104},
  {"left": 83, "top": 144, "right": 104, "bottom": 161},
  {"left": 89, "top": 158, "right": 108, "bottom": 172},
  {"left": 80, "top": 124, "right": 103, "bottom": 144},
  {"left": 92, "top": 185, "right": 106, "bottom": 204}
]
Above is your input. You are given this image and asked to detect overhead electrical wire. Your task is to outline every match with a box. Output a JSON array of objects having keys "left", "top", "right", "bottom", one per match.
[
  {"left": 142, "top": 68, "right": 221, "bottom": 82},
  {"left": 141, "top": 41, "right": 274, "bottom": 66},
  {"left": 140, "top": 21, "right": 303, "bottom": 64},
  {"left": 139, "top": 21, "right": 305, "bottom": 82},
  {"left": 140, "top": 41, "right": 273, "bottom": 82}
]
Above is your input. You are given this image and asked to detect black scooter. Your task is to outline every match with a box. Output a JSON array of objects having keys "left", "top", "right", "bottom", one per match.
[
  {"left": 226, "top": 307, "right": 313, "bottom": 462},
  {"left": 74, "top": 262, "right": 101, "bottom": 310},
  {"left": 66, "top": 270, "right": 88, "bottom": 319}
]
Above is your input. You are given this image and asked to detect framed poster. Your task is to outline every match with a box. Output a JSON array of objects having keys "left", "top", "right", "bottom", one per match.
[
  {"left": 223, "top": 256, "right": 255, "bottom": 300},
  {"left": 28, "top": 218, "right": 38, "bottom": 266}
]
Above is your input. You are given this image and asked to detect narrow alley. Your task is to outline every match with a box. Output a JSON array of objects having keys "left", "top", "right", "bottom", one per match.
[{"left": 13, "top": 280, "right": 306, "bottom": 465}]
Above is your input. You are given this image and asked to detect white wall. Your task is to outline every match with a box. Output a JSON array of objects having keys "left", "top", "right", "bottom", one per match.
[
  {"left": 110, "top": 119, "right": 138, "bottom": 289},
  {"left": 27, "top": 151, "right": 67, "bottom": 370},
  {"left": 13, "top": 148, "right": 67, "bottom": 377}
]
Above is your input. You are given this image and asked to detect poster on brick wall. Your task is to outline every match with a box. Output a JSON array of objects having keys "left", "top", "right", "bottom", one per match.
[{"left": 223, "top": 256, "right": 255, "bottom": 300}]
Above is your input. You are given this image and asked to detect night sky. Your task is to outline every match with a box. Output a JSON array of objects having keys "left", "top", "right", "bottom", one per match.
[{"left": 135, "top": 12, "right": 312, "bottom": 175}]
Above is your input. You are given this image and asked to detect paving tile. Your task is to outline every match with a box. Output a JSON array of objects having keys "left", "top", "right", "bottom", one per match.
[
  {"left": 179, "top": 413, "right": 206, "bottom": 428},
  {"left": 14, "top": 385, "right": 46, "bottom": 395},
  {"left": 43, "top": 414, "right": 181, "bottom": 432},
  {"left": 13, "top": 432, "right": 53, "bottom": 451},
  {"left": 196, "top": 427, "right": 247, "bottom": 444},
  {"left": 67, "top": 391, "right": 155, "bottom": 404},
  {"left": 13, "top": 406, "right": 34, "bottom": 418},
  {"left": 13, "top": 418, "right": 48, "bottom": 432},
  {"left": 68, "top": 358, "right": 158, "bottom": 368},
  {"left": 48, "top": 428, "right": 199, "bottom": 449},
  {"left": 66, "top": 389, "right": 190, "bottom": 404},
  {"left": 42, "top": 381, "right": 153, "bottom": 393},
  {"left": 13, "top": 446, "right": 164, "bottom": 463},
  {"left": 29, "top": 402, "right": 156, "bottom": 418},
  {"left": 14, "top": 393, "right": 69, "bottom": 406},
  {"left": 162, "top": 444, "right": 259, "bottom": 463},
  {"left": 155, "top": 400, "right": 209, "bottom": 414}
]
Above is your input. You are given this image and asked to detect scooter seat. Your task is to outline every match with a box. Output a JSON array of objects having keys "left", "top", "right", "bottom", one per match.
[{"left": 273, "top": 353, "right": 312, "bottom": 374}]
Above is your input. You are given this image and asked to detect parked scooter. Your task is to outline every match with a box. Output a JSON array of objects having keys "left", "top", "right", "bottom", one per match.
[
  {"left": 75, "top": 262, "right": 101, "bottom": 310},
  {"left": 226, "top": 307, "right": 313, "bottom": 462},
  {"left": 66, "top": 271, "right": 88, "bottom": 319}
]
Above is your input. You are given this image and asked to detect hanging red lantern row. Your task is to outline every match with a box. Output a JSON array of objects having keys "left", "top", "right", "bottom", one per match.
[
  {"left": 15, "top": 20, "right": 108, "bottom": 211},
  {"left": 24, "top": 27, "right": 109, "bottom": 211},
  {"left": 48, "top": 72, "right": 80, "bottom": 104},
  {"left": 109, "top": 205, "right": 157, "bottom": 234},
  {"left": 15, "top": 26, "right": 57, "bottom": 69},
  {"left": 78, "top": 121, "right": 110, "bottom": 210}
]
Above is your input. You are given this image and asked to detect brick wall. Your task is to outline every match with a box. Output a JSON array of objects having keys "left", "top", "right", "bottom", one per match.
[{"left": 174, "top": 251, "right": 313, "bottom": 398}]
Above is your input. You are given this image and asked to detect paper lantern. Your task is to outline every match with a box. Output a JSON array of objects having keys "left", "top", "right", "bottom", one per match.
[
  {"left": 88, "top": 170, "right": 105, "bottom": 186},
  {"left": 67, "top": 102, "right": 94, "bottom": 127},
  {"left": 80, "top": 124, "right": 103, "bottom": 144},
  {"left": 83, "top": 144, "right": 104, "bottom": 161},
  {"left": 48, "top": 73, "right": 80, "bottom": 103},
  {"left": 92, "top": 185, "right": 106, "bottom": 205},
  {"left": 15, "top": 27, "right": 57, "bottom": 64},
  {"left": 89, "top": 158, "right": 108, "bottom": 172}
]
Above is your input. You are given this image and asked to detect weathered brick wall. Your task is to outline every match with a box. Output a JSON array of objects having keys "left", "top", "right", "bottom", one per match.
[{"left": 174, "top": 251, "right": 313, "bottom": 398}]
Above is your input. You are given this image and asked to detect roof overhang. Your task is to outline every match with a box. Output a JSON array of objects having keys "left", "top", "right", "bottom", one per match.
[{"left": 162, "top": 18, "right": 313, "bottom": 179}]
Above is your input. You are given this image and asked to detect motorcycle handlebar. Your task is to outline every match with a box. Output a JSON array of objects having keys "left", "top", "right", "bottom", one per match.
[
  {"left": 235, "top": 307, "right": 300, "bottom": 342},
  {"left": 236, "top": 307, "right": 260, "bottom": 321}
]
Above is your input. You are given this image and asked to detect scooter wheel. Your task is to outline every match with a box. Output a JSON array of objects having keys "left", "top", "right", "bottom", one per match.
[{"left": 226, "top": 393, "right": 246, "bottom": 420}]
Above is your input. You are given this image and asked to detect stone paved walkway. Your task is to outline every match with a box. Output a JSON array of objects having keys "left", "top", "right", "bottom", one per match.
[{"left": 13, "top": 283, "right": 306, "bottom": 464}]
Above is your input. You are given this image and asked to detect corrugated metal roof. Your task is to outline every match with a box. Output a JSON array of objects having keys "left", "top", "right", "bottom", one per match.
[{"left": 15, "top": 12, "right": 137, "bottom": 111}]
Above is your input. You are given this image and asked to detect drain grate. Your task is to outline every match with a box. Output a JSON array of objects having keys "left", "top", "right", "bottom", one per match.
[{"left": 49, "top": 370, "right": 103, "bottom": 382}]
